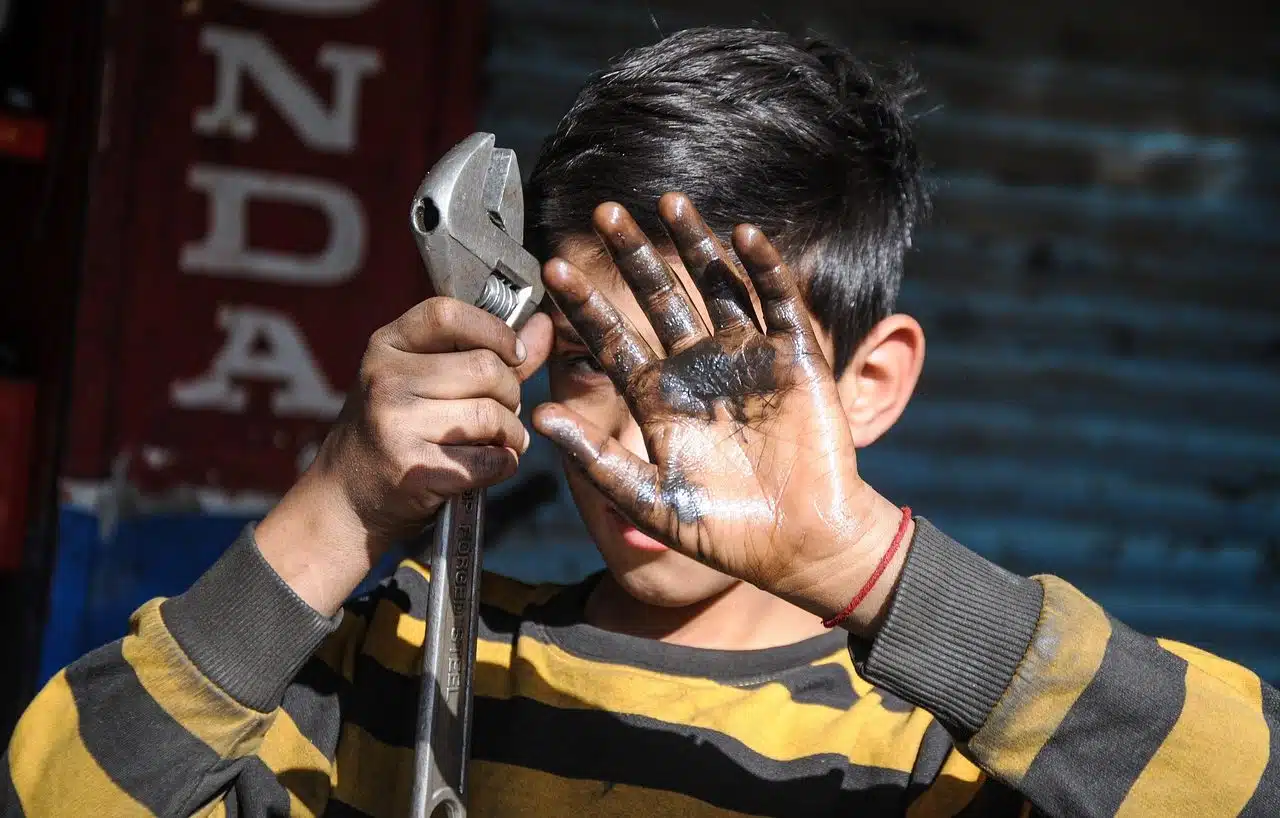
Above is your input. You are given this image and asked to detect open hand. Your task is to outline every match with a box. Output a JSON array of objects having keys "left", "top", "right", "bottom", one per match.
[{"left": 534, "top": 194, "right": 901, "bottom": 619}]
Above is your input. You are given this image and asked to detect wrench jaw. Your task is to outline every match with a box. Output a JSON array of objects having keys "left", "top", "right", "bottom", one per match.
[{"left": 410, "top": 132, "right": 545, "bottom": 328}]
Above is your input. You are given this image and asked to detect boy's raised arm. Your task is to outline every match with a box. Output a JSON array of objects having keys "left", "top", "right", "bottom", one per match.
[
  {"left": 536, "top": 193, "right": 1278, "bottom": 818},
  {"left": 852, "top": 518, "right": 1278, "bottom": 818}
]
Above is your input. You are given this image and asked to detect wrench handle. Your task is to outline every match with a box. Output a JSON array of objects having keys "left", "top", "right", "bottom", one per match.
[{"left": 408, "top": 488, "right": 485, "bottom": 818}]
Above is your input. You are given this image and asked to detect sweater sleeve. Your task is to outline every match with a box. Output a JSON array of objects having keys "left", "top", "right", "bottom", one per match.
[
  {"left": 3, "top": 526, "right": 354, "bottom": 817},
  {"left": 850, "top": 518, "right": 1278, "bottom": 818}
]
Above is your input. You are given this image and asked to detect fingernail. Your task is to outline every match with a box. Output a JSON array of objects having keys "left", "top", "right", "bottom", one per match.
[
  {"left": 522, "top": 427, "right": 531, "bottom": 452},
  {"left": 515, "top": 401, "right": 523, "bottom": 416},
  {"left": 515, "top": 339, "right": 528, "bottom": 362}
]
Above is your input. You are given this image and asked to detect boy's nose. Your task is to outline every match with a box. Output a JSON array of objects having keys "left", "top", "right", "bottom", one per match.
[{"left": 612, "top": 398, "right": 652, "bottom": 464}]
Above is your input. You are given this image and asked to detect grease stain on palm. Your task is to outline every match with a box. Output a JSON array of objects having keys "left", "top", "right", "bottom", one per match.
[{"left": 652, "top": 339, "right": 777, "bottom": 423}]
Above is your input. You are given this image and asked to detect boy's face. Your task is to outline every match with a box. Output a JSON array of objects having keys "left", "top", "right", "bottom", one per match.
[{"left": 545, "top": 236, "right": 844, "bottom": 608}]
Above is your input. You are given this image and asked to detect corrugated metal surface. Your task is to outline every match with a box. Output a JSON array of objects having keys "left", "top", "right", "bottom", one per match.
[{"left": 476, "top": 0, "right": 1280, "bottom": 683}]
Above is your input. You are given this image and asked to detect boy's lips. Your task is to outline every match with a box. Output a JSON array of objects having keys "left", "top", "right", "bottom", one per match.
[{"left": 607, "top": 508, "right": 669, "bottom": 552}]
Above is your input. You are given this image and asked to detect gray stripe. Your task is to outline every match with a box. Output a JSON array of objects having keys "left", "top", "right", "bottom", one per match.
[
  {"left": 348, "top": 654, "right": 418, "bottom": 748},
  {"left": 1239, "top": 680, "right": 1280, "bottom": 817},
  {"left": 322, "top": 798, "right": 377, "bottom": 817},
  {"left": 954, "top": 776, "right": 1027, "bottom": 817},
  {"left": 1020, "top": 619, "right": 1186, "bottom": 816},
  {"left": 378, "top": 564, "right": 432, "bottom": 621},
  {"left": 65, "top": 640, "right": 238, "bottom": 816},
  {"left": 905, "top": 718, "right": 956, "bottom": 802},
  {"left": 223, "top": 757, "right": 293, "bottom": 816},
  {"left": 0, "top": 752, "right": 26, "bottom": 817},
  {"left": 533, "top": 574, "right": 849, "bottom": 682},
  {"left": 475, "top": 693, "right": 911, "bottom": 816},
  {"left": 738, "top": 662, "right": 858, "bottom": 710},
  {"left": 477, "top": 602, "right": 523, "bottom": 645},
  {"left": 282, "top": 659, "right": 346, "bottom": 762},
  {"left": 390, "top": 563, "right": 522, "bottom": 645},
  {"left": 161, "top": 526, "right": 339, "bottom": 712}
]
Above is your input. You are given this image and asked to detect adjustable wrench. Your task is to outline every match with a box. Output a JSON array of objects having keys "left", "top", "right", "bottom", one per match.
[{"left": 406, "top": 132, "right": 543, "bottom": 818}]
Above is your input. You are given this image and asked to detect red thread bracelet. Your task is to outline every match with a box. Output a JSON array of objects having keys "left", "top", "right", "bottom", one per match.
[{"left": 821, "top": 506, "right": 913, "bottom": 629}]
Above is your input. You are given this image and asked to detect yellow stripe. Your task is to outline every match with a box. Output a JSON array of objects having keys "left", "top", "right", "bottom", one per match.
[
  {"left": 399, "top": 558, "right": 430, "bottom": 584},
  {"left": 314, "top": 605, "right": 370, "bottom": 682},
  {"left": 905, "top": 750, "right": 984, "bottom": 818},
  {"left": 968, "top": 576, "right": 1110, "bottom": 783},
  {"left": 359, "top": 596, "right": 424, "bottom": 676},
  {"left": 8, "top": 671, "right": 152, "bottom": 815},
  {"left": 472, "top": 630, "right": 930, "bottom": 772},
  {"left": 1156, "top": 638, "right": 1264, "bottom": 712},
  {"left": 478, "top": 571, "right": 555, "bottom": 615},
  {"left": 332, "top": 723, "right": 414, "bottom": 816},
  {"left": 123, "top": 600, "right": 273, "bottom": 756},
  {"left": 1115, "top": 661, "right": 1271, "bottom": 818},
  {"left": 258, "top": 709, "right": 335, "bottom": 817},
  {"left": 821, "top": 652, "right": 884, "bottom": 701},
  {"left": 355, "top": 598, "right": 920, "bottom": 772},
  {"left": 398, "top": 559, "right": 566, "bottom": 614},
  {"left": 470, "top": 759, "right": 765, "bottom": 817}
]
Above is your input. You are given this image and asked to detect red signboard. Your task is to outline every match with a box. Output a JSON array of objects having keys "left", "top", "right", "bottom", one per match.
[{"left": 64, "top": 0, "right": 485, "bottom": 497}]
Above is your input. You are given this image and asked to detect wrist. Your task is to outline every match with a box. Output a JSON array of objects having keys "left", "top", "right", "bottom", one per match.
[
  {"left": 255, "top": 468, "right": 383, "bottom": 617},
  {"left": 784, "top": 489, "right": 913, "bottom": 639}
]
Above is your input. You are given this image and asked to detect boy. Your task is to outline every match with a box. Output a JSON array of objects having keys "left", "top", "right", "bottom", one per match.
[{"left": 4, "top": 27, "right": 1277, "bottom": 818}]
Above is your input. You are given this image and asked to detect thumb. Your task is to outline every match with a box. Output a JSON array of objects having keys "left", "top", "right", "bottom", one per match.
[{"left": 514, "top": 311, "right": 554, "bottom": 382}]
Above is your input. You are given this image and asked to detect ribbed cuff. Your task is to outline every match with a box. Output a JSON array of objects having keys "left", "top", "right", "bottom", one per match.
[
  {"left": 849, "top": 518, "right": 1044, "bottom": 739},
  {"left": 160, "top": 524, "right": 341, "bottom": 712}
]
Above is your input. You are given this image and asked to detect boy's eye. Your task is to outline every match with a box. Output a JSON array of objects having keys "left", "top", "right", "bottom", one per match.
[
  {"left": 558, "top": 350, "right": 605, "bottom": 376},
  {"left": 566, "top": 353, "right": 604, "bottom": 374}
]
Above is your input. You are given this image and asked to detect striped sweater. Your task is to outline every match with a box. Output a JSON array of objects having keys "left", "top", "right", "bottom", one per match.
[{"left": 4, "top": 518, "right": 1277, "bottom": 817}]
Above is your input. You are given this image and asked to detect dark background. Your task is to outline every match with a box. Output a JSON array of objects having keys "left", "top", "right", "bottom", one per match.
[{"left": 1, "top": 0, "right": 1277, "bottom": 740}]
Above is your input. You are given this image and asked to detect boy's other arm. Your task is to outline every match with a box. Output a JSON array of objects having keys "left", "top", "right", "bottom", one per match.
[
  {"left": 850, "top": 518, "right": 1278, "bottom": 818},
  {"left": 536, "top": 196, "right": 1276, "bottom": 818}
]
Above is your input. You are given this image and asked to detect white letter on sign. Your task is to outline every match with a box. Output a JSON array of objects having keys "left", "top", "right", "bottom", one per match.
[
  {"left": 171, "top": 305, "right": 345, "bottom": 418},
  {"left": 239, "top": 0, "right": 381, "bottom": 13},
  {"left": 181, "top": 164, "right": 365, "bottom": 284},
  {"left": 193, "top": 25, "right": 382, "bottom": 154}
]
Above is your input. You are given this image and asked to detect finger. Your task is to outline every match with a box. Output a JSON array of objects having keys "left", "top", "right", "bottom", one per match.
[
  {"left": 409, "top": 398, "right": 530, "bottom": 453},
  {"left": 657, "top": 193, "right": 760, "bottom": 334},
  {"left": 593, "top": 202, "right": 709, "bottom": 354},
  {"left": 381, "top": 296, "right": 524, "bottom": 367},
  {"left": 532, "top": 403, "right": 666, "bottom": 533},
  {"left": 542, "top": 256, "right": 657, "bottom": 392},
  {"left": 513, "top": 311, "right": 554, "bottom": 383},
  {"left": 731, "top": 224, "right": 819, "bottom": 341},
  {"left": 419, "top": 444, "right": 520, "bottom": 494},
  {"left": 385, "top": 348, "right": 521, "bottom": 410}
]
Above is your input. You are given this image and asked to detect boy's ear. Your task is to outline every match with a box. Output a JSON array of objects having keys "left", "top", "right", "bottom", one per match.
[{"left": 832, "top": 314, "right": 925, "bottom": 448}]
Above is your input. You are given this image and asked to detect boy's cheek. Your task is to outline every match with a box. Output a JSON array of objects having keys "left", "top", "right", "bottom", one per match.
[
  {"left": 548, "top": 364, "right": 623, "bottom": 419},
  {"left": 546, "top": 361, "right": 649, "bottom": 462}
]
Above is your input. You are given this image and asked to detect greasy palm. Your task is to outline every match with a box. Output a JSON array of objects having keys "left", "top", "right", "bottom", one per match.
[{"left": 534, "top": 193, "right": 879, "bottom": 599}]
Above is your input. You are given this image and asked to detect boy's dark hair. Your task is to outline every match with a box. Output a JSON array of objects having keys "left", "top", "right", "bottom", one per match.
[{"left": 528, "top": 26, "right": 928, "bottom": 375}]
